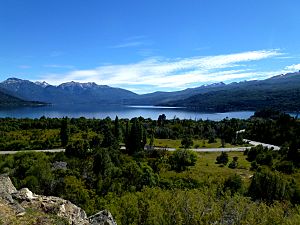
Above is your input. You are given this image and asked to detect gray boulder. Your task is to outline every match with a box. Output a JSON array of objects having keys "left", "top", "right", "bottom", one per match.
[{"left": 88, "top": 210, "right": 118, "bottom": 225}]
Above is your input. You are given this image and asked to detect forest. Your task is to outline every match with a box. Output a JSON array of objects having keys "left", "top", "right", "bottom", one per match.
[{"left": 0, "top": 110, "right": 300, "bottom": 224}]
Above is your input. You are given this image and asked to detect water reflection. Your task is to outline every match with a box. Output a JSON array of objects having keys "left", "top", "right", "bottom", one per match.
[{"left": 0, "top": 104, "right": 255, "bottom": 121}]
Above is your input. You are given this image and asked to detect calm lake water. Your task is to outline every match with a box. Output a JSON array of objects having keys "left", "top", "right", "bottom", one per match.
[{"left": 0, "top": 104, "right": 254, "bottom": 121}]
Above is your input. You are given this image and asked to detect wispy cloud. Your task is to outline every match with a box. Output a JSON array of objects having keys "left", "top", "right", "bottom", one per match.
[
  {"left": 50, "top": 51, "right": 65, "bottom": 57},
  {"left": 44, "top": 64, "right": 74, "bottom": 69},
  {"left": 109, "top": 35, "right": 151, "bottom": 49},
  {"left": 18, "top": 65, "right": 31, "bottom": 69},
  {"left": 40, "top": 49, "right": 283, "bottom": 93},
  {"left": 110, "top": 41, "right": 145, "bottom": 49}
]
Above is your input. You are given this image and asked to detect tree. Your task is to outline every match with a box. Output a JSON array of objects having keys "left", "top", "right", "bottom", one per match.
[
  {"left": 228, "top": 156, "right": 238, "bottom": 169},
  {"left": 158, "top": 114, "right": 166, "bottom": 127},
  {"left": 114, "top": 116, "right": 120, "bottom": 141},
  {"left": 170, "top": 149, "right": 197, "bottom": 172},
  {"left": 248, "top": 169, "right": 290, "bottom": 203},
  {"left": 93, "top": 148, "right": 114, "bottom": 178},
  {"left": 60, "top": 117, "right": 69, "bottom": 147},
  {"left": 125, "top": 118, "right": 147, "bottom": 155},
  {"left": 216, "top": 152, "right": 229, "bottom": 165},
  {"left": 65, "top": 140, "right": 90, "bottom": 158},
  {"left": 181, "top": 135, "right": 193, "bottom": 149},
  {"left": 101, "top": 126, "right": 117, "bottom": 148}
]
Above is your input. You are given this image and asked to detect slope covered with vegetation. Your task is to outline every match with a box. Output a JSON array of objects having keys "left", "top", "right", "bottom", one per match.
[
  {"left": 162, "top": 72, "right": 300, "bottom": 112},
  {"left": 0, "top": 111, "right": 299, "bottom": 224},
  {"left": 0, "top": 88, "right": 44, "bottom": 106}
]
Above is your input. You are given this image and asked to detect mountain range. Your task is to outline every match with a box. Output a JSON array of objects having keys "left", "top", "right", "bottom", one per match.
[
  {"left": 0, "top": 78, "right": 137, "bottom": 105},
  {"left": 0, "top": 71, "right": 299, "bottom": 112}
]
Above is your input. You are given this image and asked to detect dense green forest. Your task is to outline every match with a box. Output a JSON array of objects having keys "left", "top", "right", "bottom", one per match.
[{"left": 0, "top": 110, "right": 300, "bottom": 224}]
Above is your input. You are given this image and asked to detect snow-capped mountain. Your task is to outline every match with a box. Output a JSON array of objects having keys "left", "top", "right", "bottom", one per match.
[{"left": 0, "top": 78, "right": 137, "bottom": 104}]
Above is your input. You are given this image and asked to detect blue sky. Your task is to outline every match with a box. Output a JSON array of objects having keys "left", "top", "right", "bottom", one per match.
[{"left": 1, "top": 0, "right": 300, "bottom": 93}]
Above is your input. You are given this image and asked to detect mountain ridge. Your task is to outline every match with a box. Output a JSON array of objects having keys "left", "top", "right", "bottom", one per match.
[
  {"left": 0, "top": 71, "right": 299, "bottom": 111},
  {"left": 161, "top": 71, "right": 300, "bottom": 112},
  {"left": 0, "top": 78, "right": 138, "bottom": 104}
]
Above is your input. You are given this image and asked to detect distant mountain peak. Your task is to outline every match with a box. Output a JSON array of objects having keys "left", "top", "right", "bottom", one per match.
[
  {"left": 58, "top": 81, "right": 100, "bottom": 90},
  {"left": 3, "top": 77, "right": 26, "bottom": 84},
  {"left": 205, "top": 82, "right": 225, "bottom": 87},
  {"left": 268, "top": 71, "right": 300, "bottom": 80},
  {"left": 35, "top": 81, "right": 50, "bottom": 88}
]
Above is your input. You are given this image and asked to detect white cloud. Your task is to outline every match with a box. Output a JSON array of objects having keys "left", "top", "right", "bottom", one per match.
[
  {"left": 285, "top": 64, "right": 300, "bottom": 71},
  {"left": 40, "top": 49, "right": 283, "bottom": 92}
]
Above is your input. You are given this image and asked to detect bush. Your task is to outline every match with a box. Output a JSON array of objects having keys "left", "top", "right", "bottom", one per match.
[
  {"left": 169, "top": 149, "right": 197, "bottom": 172},
  {"left": 216, "top": 152, "right": 229, "bottom": 165},
  {"left": 224, "top": 174, "right": 243, "bottom": 195},
  {"left": 250, "top": 161, "right": 259, "bottom": 170},
  {"left": 248, "top": 169, "right": 291, "bottom": 203},
  {"left": 181, "top": 135, "right": 193, "bottom": 149},
  {"left": 228, "top": 157, "right": 238, "bottom": 169},
  {"left": 228, "top": 161, "right": 238, "bottom": 169},
  {"left": 275, "top": 161, "right": 295, "bottom": 174}
]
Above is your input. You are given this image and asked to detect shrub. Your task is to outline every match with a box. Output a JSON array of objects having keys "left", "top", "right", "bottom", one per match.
[
  {"left": 169, "top": 149, "right": 197, "bottom": 172},
  {"left": 216, "top": 152, "right": 229, "bottom": 165},
  {"left": 181, "top": 135, "right": 193, "bottom": 149},
  {"left": 275, "top": 161, "right": 295, "bottom": 174},
  {"left": 224, "top": 174, "right": 243, "bottom": 195},
  {"left": 248, "top": 169, "right": 291, "bottom": 203}
]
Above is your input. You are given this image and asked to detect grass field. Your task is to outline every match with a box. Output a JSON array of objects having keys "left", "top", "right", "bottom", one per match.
[
  {"left": 153, "top": 138, "right": 250, "bottom": 149},
  {"left": 160, "top": 151, "right": 253, "bottom": 185}
]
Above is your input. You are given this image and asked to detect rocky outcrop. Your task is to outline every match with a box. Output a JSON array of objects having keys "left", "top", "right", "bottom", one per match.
[
  {"left": 0, "top": 175, "right": 17, "bottom": 194},
  {"left": 88, "top": 210, "right": 117, "bottom": 225},
  {"left": 0, "top": 175, "right": 117, "bottom": 225}
]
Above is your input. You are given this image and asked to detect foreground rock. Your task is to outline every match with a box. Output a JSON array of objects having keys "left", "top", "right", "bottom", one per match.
[{"left": 0, "top": 175, "right": 117, "bottom": 225}]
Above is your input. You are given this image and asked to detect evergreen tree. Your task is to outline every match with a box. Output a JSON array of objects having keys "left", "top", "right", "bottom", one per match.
[
  {"left": 101, "top": 124, "right": 116, "bottom": 148},
  {"left": 60, "top": 117, "right": 69, "bottom": 147},
  {"left": 126, "top": 118, "right": 146, "bottom": 155},
  {"left": 114, "top": 116, "right": 120, "bottom": 141},
  {"left": 216, "top": 152, "right": 229, "bottom": 165}
]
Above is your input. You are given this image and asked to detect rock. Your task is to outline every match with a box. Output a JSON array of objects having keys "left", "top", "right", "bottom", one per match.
[
  {"left": 0, "top": 174, "right": 117, "bottom": 225},
  {"left": 0, "top": 191, "right": 25, "bottom": 215},
  {"left": 88, "top": 210, "right": 118, "bottom": 225},
  {"left": 12, "top": 188, "right": 37, "bottom": 200},
  {"left": 19, "top": 195, "right": 88, "bottom": 225},
  {"left": 52, "top": 161, "right": 68, "bottom": 170},
  {"left": 0, "top": 175, "right": 17, "bottom": 194},
  {"left": 0, "top": 175, "right": 25, "bottom": 215}
]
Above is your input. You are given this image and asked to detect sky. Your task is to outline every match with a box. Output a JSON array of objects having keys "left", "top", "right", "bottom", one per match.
[{"left": 0, "top": 0, "right": 300, "bottom": 93}]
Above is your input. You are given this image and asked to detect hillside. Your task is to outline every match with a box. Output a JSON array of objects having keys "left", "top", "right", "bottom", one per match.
[
  {"left": 0, "top": 88, "right": 44, "bottom": 106},
  {"left": 161, "top": 71, "right": 300, "bottom": 112},
  {"left": 124, "top": 82, "right": 226, "bottom": 105}
]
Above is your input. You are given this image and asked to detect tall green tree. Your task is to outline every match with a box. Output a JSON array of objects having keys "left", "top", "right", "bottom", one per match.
[
  {"left": 181, "top": 135, "right": 193, "bottom": 149},
  {"left": 114, "top": 116, "right": 120, "bottom": 141},
  {"left": 60, "top": 117, "right": 69, "bottom": 147},
  {"left": 126, "top": 118, "right": 147, "bottom": 155}
]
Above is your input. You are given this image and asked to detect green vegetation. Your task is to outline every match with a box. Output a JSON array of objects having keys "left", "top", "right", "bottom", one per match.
[
  {"left": 153, "top": 138, "right": 245, "bottom": 148},
  {"left": 216, "top": 152, "right": 229, "bottom": 165},
  {"left": 0, "top": 110, "right": 299, "bottom": 224}
]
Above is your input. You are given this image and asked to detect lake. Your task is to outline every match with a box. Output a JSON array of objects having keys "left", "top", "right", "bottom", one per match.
[{"left": 0, "top": 104, "right": 255, "bottom": 121}]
